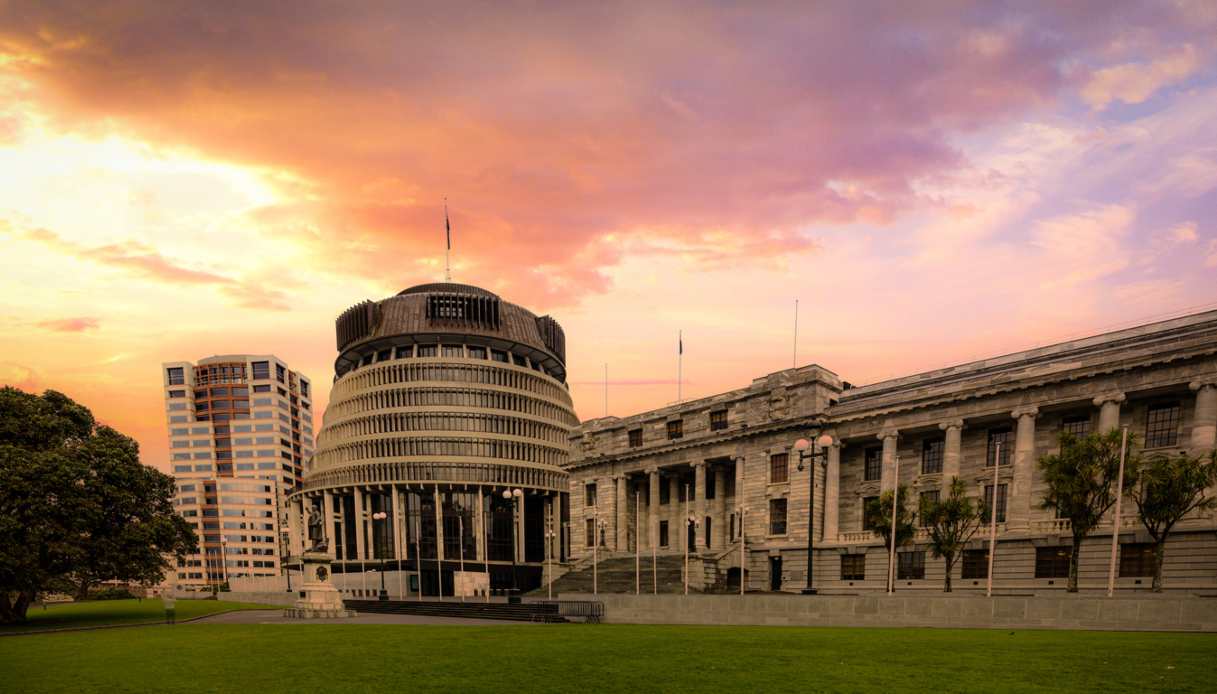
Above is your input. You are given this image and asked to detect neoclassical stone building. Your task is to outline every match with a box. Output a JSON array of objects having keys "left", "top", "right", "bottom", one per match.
[{"left": 566, "top": 311, "right": 1217, "bottom": 593}]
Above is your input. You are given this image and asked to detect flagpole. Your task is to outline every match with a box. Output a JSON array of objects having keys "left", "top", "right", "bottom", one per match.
[
  {"left": 1106, "top": 426, "right": 1130, "bottom": 597},
  {"left": 444, "top": 198, "right": 452, "bottom": 282},
  {"left": 887, "top": 455, "right": 900, "bottom": 595},
  {"left": 793, "top": 298, "right": 799, "bottom": 369},
  {"left": 635, "top": 490, "right": 640, "bottom": 595},
  {"left": 677, "top": 330, "right": 683, "bottom": 403},
  {"left": 604, "top": 363, "right": 608, "bottom": 418}
]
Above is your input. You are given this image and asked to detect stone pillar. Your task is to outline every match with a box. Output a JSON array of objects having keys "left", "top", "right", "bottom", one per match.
[
  {"left": 475, "top": 487, "right": 485, "bottom": 563},
  {"left": 879, "top": 429, "right": 899, "bottom": 492},
  {"left": 1094, "top": 392, "right": 1126, "bottom": 433},
  {"left": 1010, "top": 406, "right": 1039, "bottom": 530},
  {"left": 322, "top": 490, "right": 336, "bottom": 560},
  {"left": 823, "top": 442, "right": 841, "bottom": 543},
  {"left": 616, "top": 475, "right": 629, "bottom": 551},
  {"left": 288, "top": 496, "right": 302, "bottom": 557},
  {"left": 713, "top": 465, "right": 727, "bottom": 549},
  {"left": 939, "top": 420, "right": 963, "bottom": 492},
  {"left": 352, "top": 486, "right": 366, "bottom": 561},
  {"left": 1190, "top": 382, "right": 1217, "bottom": 450},
  {"left": 694, "top": 463, "right": 707, "bottom": 551},
  {"left": 391, "top": 487, "right": 403, "bottom": 562},
  {"left": 734, "top": 456, "right": 746, "bottom": 542},
  {"left": 669, "top": 474, "right": 681, "bottom": 551},
  {"left": 647, "top": 469, "right": 660, "bottom": 550}
]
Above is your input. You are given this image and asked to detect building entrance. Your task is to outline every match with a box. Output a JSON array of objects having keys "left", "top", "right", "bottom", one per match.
[{"left": 769, "top": 556, "right": 782, "bottom": 591}]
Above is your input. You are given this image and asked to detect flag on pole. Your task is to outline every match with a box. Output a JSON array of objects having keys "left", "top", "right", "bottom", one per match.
[
  {"left": 445, "top": 200, "right": 451, "bottom": 250},
  {"left": 679, "top": 330, "right": 683, "bottom": 355}
]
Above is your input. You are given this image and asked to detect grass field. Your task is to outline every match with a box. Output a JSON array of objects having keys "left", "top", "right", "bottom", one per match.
[
  {"left": 1, "top": 621, "right": 1212, "bottom": 693},
  {"left": 0, "top": 599, "right": 275, "bottom": 633}
]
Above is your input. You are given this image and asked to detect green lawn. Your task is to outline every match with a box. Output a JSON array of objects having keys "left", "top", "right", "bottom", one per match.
[
  {"left": 1, "top": 623, "right": 1212, "bottom": 693},
  {"left": 0, "top": 598, "right": 275, "bottom": 633}
]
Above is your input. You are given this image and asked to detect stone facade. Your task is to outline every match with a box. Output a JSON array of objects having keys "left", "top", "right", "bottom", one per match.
[{"left": 566, "top": 311, "right": 1217, "bottom": 593}]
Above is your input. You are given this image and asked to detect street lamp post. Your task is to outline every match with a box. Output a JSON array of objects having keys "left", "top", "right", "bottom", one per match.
[
  {"left": 684, "top": 513, "right": 700, "bottom": 595},
  {"left": 544, "top": 519, "right": 557, "bottom": 600},
  {"left": 794, "top": 433, "right": 834, "bottom": 595},
  {"left": 502, "top": 488, "right": 523, "bottom": 599},
  {"left": 372, "top": 510, "right": 388, "bottom": 600}
]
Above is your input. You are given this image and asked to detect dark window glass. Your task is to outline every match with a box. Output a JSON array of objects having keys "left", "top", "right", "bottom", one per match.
[
  {"left": 490, "top": 349, "right": 508, "bottom": 363},
  {"left": 585, "top": 518, "right": 595, "bottom": 547},
  {"left": 467, "top": 346, "right": 486, "bottom": 360},
  {"left": 377, "top": 349, "right": 391, "bottom": 362},
  {"left": 251, "top": 361, "right": 269, "bottom": 380},
  {"left": 442, "top": 344, "right": 463, "bottom": 358},
  {"left": 253, "top": 384, "right": 270, "bottom": 393},
  {"left": 769, "top": 498, "right": 788, "bottom": 535},
  {"left": 918, "top": 490, "right": 940, "bottom": 527},
  {"left": 585, "top": 483, "right": 597, "bottom": 507},
  {"left": 705, "top": 470, "right": 716, "bottom": 500},
  {"left": 840, "top": 554, "right": 866, "bottom": 581},
  {"left": 709, "top": 410, "right": 728, "bottom": 431},
  {"left": 167, "top": 367, "right": 185, "bottom": 385},
  {"left": 659, "top": 520, "right": 670, "bottom": 547},
  {"left": 1145, "top": 403, "right": 1181, "bottom": 448},
  {"left": 418, "top": 345, "right": 438, "bottom": 358},
  {"left": 1119, "top": 543, "right": 1157, "bottom": 577},
  {"left": 1061, "top": 415, "right": 1091, "bottom": 438},
  {"left": 864, "top": 447, "right": 882, "bottom": 481},
  {"left": 921, "top": 439, "right": 944, "bottom": 474},
  {"left": 628, "top": 428, "right": 643, "bottom": 448},
  {"left": 659, "top": 481, "right": 670, "bottom": 505},
  {"left": 897, "top": 550, "right": 925, "bottom": 580},
  {"left": 211, "top": 387, "right": 228, "bottom": 397},
  {"left": 512, "top": 354, "right": 527, "bottom": 367},
  {"left": 982, "top": 484, "right": 1008, "bottom": 523},
  {"left": 1035, "top": 547, "right": 1070, "bottom": 578},
  {"left": 769, "top": 453, "right": 789, "bottom": 484},
  {"left": 987, "top": 428, "right": 1013, "bottom": 466},
  {"left": 276, "top": 364, "right": 286, "bottom": 382},
  {"left": 862, "top": 496, "right": 880, "bottom": 530},
  {"left": 961, "top": 549, "right": 988, "bottom": 579},
  {"left": 666, "top": 420, "right": 683, "bottom": 440},
  {"left": 395, "top": 345, "right": 414, "bottom": 359}
]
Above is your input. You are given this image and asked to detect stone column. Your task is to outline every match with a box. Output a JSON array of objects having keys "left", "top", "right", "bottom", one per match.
[
  {"left": 435, "top": 485, "right": 446, "bottom": 562},
  {"left": 939, "top": 419, "right": 963, "bottom": 492},
  {"left": 1094, "top": 392, "right": 1126, "bottom": 433},
  {"left": 694, "top": 462, "right": 707, "bottom": 551},
  {"left": 391, "top": 487, "right": 403, "bottom": 562},
  {"left": 322, "top": 490, "right": 336, "bottom": 560},
  {"left": 734, "top": 456, "right": 746, "bottom": 542},
  {"left": 1010, "top": 406, "right": 1039, "bottom": 530},
  {"left": 713, "top": 465, "right": 727, "bottom": 549},
  {"left": 669, "top": 474, "right": 681, "bottom": 551},
  {"left": 1190, "top": 382, "right": 1217, "bottom": 450},
  {"left": 352, "top": 486, "right": 367, "bottom": 561},
  {"left": 288, "top": 496, "right": 302, "bottom": 557},
  {"left": 647, "top": 468, "right": 660, "bottom": 550},
  {"left": 616, "top": 475, "right": 629, "bottom": 551},
  {"left": 879, "top": 429, "right": 899, "bottom": 492},
  {"left": 475, "top": 487, "right": 485, "bottom": 563},
  {"left": 823, "top": 442, "right": 841, "bottom": 543}
]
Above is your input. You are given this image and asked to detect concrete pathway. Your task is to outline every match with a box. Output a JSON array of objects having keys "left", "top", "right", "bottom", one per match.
[{"left": 196, "top": 609, "right": 537, "bottom": 627}]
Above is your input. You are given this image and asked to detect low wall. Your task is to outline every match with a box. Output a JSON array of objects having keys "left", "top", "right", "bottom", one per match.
[
  {"left": 562, "top": 593, "right": 1217, "bottom": 632},
  {"left": 178, "top": 591, "right": 297, "bottom": 607}
]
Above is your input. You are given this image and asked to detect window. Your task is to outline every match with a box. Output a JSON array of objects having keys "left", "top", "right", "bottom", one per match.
[
  {"left": 251, "top": 361, "right": 270, "bottom": 380},
  {"left": 1145, "top": 403, "right": 1181, "bottom": 448},
  {"left": 512, "top": 354, "right": 527, "bottom": 367},
  {"left": 418, "top": 344, "right": 438, "bottom": 358},
  {"left": 864, "top": 447, "right": 882, "bottom": 482},
  {"left": 628, "top": 428, "right": 643, "bottom": 448},
  {"left": 376, "top": 349, "right": 391, "bottom": 362},
  {"left": 395, "top": 345, "right": 414, "bottom": 359},
  {"left": 490, "top": 349, "right": 508, "bottom": 363},
  {"left": 769, "top": 453, "right": 789, "bottom": 484},
  {"left": 442, "top": 344, "right": 463, "bottom": 358},
  {"left": 987, "top": 428, "right": 1013, "bottom": 466},
  {"left": 961, "top": 549, "right": 988, "bottom": 579},
  {"left": 253, "top": 384, "right": 270, "bottom": 393},
  {"left": 166, "top": 367, "right": 185, "bottom": 385},
  {"left": 659, "top": 520, "right": 670, "bottom": 547},
  {"left": 467, "top": 346, "right": 486, "bottom": 360},
  {"left": 862, "top": 496, "right": 880, "bottom": 530},
  {"left": 706, "top": 471, "right": 716, "bottom": 500},
  {"left": 585, "top": 483, "right": 597, "bottom": 507},
  {"left": 921, "top": 439, "right": 944, "bottom": 474},
  {"left": 918, "top": 490, "right": 939, "bottom": 527},
  {"left": 769, "top": 498, "right": 788, "bottom": 535},
  {"left": 1035, "top": 546, "right": 1070, "bottom": 578},
  {"left": 841, "top": 554, "right": 866, "bottom": 581},
  {"left": 585, "top": 518, "right": 595, "bottom": 547},
  {"left": 666, "top": 420, "right": 683, "bottom": 440},
  {"left": 168, "top": 390, "right": 185, "bottom": 399},
  {"left": 659, "top": 481, "right": 670, "bottom": 505},
  {"left": 276, "top": 364, "right": 286, "bottom": 383},
  {"left": 1061, "top": 415, "right": 1091, "bottom": 438},
  {"left": 982, "top": 484, "right": 1008, "bottom": 523},
  {"left": 1119, "top": 543, "right": 1157, "bottom": 578},
  {"left": 897, "top": 550, "right": 925, "bottom": 580},
  {"left": 709, "top": 410, "right": 728, "bottom": 431}
]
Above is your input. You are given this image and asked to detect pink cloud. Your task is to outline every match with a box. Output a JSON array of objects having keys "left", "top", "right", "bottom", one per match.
[{"left": 36, "top": 317, "right": 100, "bottom": 332}]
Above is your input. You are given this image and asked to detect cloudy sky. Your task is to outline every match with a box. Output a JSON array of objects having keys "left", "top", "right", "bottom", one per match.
[{"left": 2, "top": 1, "right": 1216, "bottom": 471}]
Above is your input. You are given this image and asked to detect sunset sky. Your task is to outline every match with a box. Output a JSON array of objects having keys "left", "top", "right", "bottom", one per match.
[{"left": 2, "top": 2, "right": 1217, "bottom": 472}]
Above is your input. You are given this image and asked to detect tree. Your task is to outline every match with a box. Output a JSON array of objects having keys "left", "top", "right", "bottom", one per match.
[
  {"left": 0, "top": 387, "right": 196, "bottom": 623},
  {"left": 866, "top": 485, "right": 915, "bottom": 592},
  {"left": 1129, "top": 450, "right": 1217, "bottom": 592},
  {"left": 921, "top": 478, "right": 983, "bottom": 592},
  {"left": 1038, "top": 430, "right": 1137, "bottom": 592}
]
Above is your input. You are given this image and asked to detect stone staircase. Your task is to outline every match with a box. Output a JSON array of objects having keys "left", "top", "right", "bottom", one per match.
[
  {"left": 345, "top": 599, "right": 568, "bottom": 623},
  {"left": 541, "top": 555, "right": 698, "bottom": 594}
]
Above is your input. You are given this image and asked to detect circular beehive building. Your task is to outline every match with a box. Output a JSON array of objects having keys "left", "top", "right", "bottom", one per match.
[{"left": 292, "top": 282, "right": 576, "bottom": 596}]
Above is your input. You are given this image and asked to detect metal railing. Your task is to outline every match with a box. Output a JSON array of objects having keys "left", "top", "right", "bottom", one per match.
[{"left": 530, "top": 599, "right": 605, "bottom": 623}]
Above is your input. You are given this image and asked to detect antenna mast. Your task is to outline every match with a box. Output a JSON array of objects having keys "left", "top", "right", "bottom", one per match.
[{"left": 444, "top": 198, "right": 452, "bottom": 282}]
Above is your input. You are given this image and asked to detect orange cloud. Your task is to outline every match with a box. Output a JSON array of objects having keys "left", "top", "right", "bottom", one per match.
[{"left": 36, "top": 317, "right": 99, "bottom": 332}]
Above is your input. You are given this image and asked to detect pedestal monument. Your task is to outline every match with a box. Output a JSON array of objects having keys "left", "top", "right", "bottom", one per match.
[{"left": 284, "top": 508, "right": 355, "bottom": 618}]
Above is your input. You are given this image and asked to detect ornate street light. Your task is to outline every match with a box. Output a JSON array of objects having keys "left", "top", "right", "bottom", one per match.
[
  {"left": 372, "top": 510, "right": 389, "bottom": 600},
  {"left": 794, "top": 433, "right": 834, "bottom": 594},
  {"left": 502, "top": 488, "right": 524, "bottom": 598}
]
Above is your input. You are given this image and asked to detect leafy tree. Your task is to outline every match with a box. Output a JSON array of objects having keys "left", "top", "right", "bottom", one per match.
[
  {"left": 0, "top": 387, "right": 196, "bottom": 623},
  {"left": 1129, "top": 450, "right": 1217, "bottom": 592},
  {"left": 921, "top": 478, "right": 983, "bottom": 592},
  {"left": 866, "top": 485, "right": 915, "bottom": 592},
  {"left": 1038, "top": 430, "right": 1137, "bottom": 592}
]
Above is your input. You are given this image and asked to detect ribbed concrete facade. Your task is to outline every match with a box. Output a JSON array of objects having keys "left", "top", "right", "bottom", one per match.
[
  {"left": 291, "top": 283, "right": 576, "bottom": 596},
  {"left": 567, "top": 311, "right": 1217, "bottom": 594}
]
